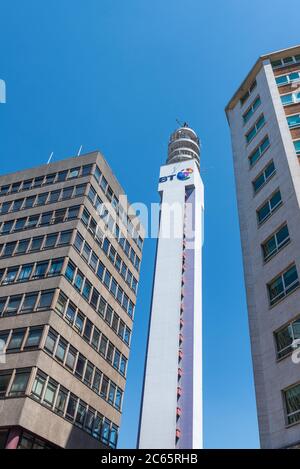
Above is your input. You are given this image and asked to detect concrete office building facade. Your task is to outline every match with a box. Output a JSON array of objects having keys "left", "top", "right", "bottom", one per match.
[
  {"left": 138, "top": 125, "right": 204, "bottom": 449},
  {"left": 226, "top": 45, "right": 300, "bottom": 448},
  {"left": 0, "top": 152, "right": 144, "bottom": 449}
]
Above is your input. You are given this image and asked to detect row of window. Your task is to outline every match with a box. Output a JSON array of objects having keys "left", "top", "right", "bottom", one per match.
[
  {"left": 0, "top": 290, "right": 55, "bottom": 316},
  {"left": 55, "top": 293, "right": 128, "bottom": 377},
  {"left": 243, "top": 96, "right": 261, "bottom": 124},
  {"left": 276, "top": 70, "right": 300, "bottom": 87},
  {"left": 0, "top": 325, "right": 43, "bottom": 351},
  {"left": 0, "top": 257, "right": 64, "bottom": 285},
  {"left": 0, "top": 230, "right": 73, "bottom": 258},
  {"left": 43, "top": 327, "right": 124, "bottom": 409},
  {"left": 0, "top": 183, "right": 86, "bottom": 215},
  {"left": 0, "top": 164, "right": 92, "bottom": 198},
  {"left": 281, "top": 91, "right": 300, "bottom": 106},
  {"left": 0, "top": 284, "right": 131, "bottom": 348},
  {"left": 93, "top": 166, "right": 143, "bottom": 252},
  {"left": 272, "top": 54, "right": 300, "bottom": 69},
  {"left": 246, "top": 114, "right": 265, "bottom": 144},
  {"left": 0, "top": 205, "right": 80, "bottom": 235},
  {"left": 0, "top": 324, "right": 124, "bottom": 411},
  {"left": 82, "top": 206, "right": 141, "bottom": 273},
  {"left": 31, "top": 369, "right": 118, "bottom": 448},
  {"left": 0, "top": 366, "right": 118, "bottom": 447},
  {"left": 65, "top": 260, "right": 135, "bottom": 319},
  {"left": 74, "top": 232, "right": 138, "bottom": 295}
]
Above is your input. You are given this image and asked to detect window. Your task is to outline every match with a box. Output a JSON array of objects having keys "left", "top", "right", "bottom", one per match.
[
  {"left": 33, "top": 261, "right": 48, "bottom": 279},
  {"left": 61, "top": 187, "right": 73, "bottom": 200},
  {"left": 75, "top": 354, "right": 85, "bottom": 378},
  {"left": 97, "top": 262, "right": 105, "bottom": 281},
  {"left": 37, "top": 290, "right": 54, "bottom": 310},
  {"left": 66, "top": 394, "right": 77, "bottom": 421},
  {"left": 100, "top": 176, "right": 108, "bottom": 193},
  {"left": 76, "top": 401, "right": 87, "bottom": 426},
  {"left": 33, "top": 177, "right": 44, "bottom": 188},
  {"left": 90, "top": 253, "right": 98, "bottom": 272},
  {"left": 120, "top": 356, "right": 127, "bottom": 376},
  {"left": 100, "top": 376, "right": 109, "bottom": 399},
  {"left": 36, "top": 193, "right": 48, "bottom": 206},
  {"left": 240, "top": 80, "right": 257, "bottom": 106},
  {"left": 49, "top": 190, "right": 60, "bottom": 204},
  {"left": 21, "top": 293, "right": 38, "bottom": 313},
  {"left": 262, "top": 224, "right": 290, "bottom": 261},
  {"left": 29, "top": 237, "right": 43, "bottom": 252},
  {"left": 48, "top": 258, "right": 63, "bottom": 276},
  {"left": 9, "top": 370, "right": 30, "bottom": 396},
  {"left": 252, "top": 161, "right": 276, "bottom": 193},
  {"left": 74, "top": 184, "right": 86, "bottom": 197},
  {"left": 65, "top": 262, "right": 75, "bottom": 282},
  {"left": 74, "top": 270, "right": 84, "bottom": 291},
  {"left": 24, "top": 327, "right": 43, "bottom": 349},
  {"left": 100, "top": 335, "right": 108, "bottom": 356},
  {"left": 24, "top": 197, "right": 35, "bottom": 209},
  {"left": 82, "top": 243, "right": 92, "bottom": 262},
  {"left": 45, "top": 331, "right": 58, "bottom": 354},
  {"left": 40, "top": 212, "right": 52, "bottom": 226},
  {"left": 249, "top": 136, "right": 270, "bottom": 167},
  {"left": 88, "top": 186, "right": 96, "bottom": 204},
  {"left": 94, "top": 166, "right": 102, "bottom": 183},
  {"left": 82, "top": 164, "right": 93, "bottom": 176},
  {"left": 44, "top": 379, "right": 57, "bottom": 407},
  {"left": 32, "top": 373, "right": 46, "bottom": 400},
  {"left": 0, "top": 371, "right": 12, "bottom": 397},
  {"left": 55, "top": 339, "right": 67, "bottom": 362},
  {"left": 275, "top": 317, "right": 300, "bottom": 359},
  {"left": 2, "top": 242, "right": 16, "bottom": 257},
  {"left": 53, "top": 209, "right": 66, "bottom": 224},
  {"left": 14, "top": 218, "right": 26, "bottom": 231},
  {"left": 276, "top": 71, "right": 300, "bottom": 86},
  {"left": 83, "top": 319, "right": 93, "bottom": 341},
  {"left": 272, "top": 55, "right": 300, "bottom": 69},
  {"left": 91, "top": 328, "right": 100, "bottom": 349},
  {"left": 294, "top": 140, "right": 300, "bottom": 155},
  {"left": 45, "top": 173, "right": 56, "bottom": 185},
  {"left": 82, "top": 279, "right": 92, "bottom": 300},
  {"left": 268, "top": 264, "right": 299, "bottom": 306},
  {"left": 26, "top": 215, "right": 39, "bottom": 229},
  {"left": 284, "top": 384, "right": 300, "bottom": 425},
  {"left": 7, "top": 330, "right": 25, "bottom": 350},
  {"left": 1, "top": 202, "right": 11, "bottom": 214},
  {"left": 66, "top": 346, "right": 76, "bottom": 371},
  {"left": 113, "top": 350, "right": 120, "bottom": 369},
  {"left": 22, "top": 179, "right": 33, "bottom": 190},
  {"left": 65, "top": 302, "right": 76, "bottom": 324},
  {"left": 1, "top": 220, "right": 14, "bottom": 234},
  {"left": 18, "top": 264, "right": 32, "bottom": 281},
  {"left": 115, "top": 388, "right": 122, "bottom": 411},
  {"left": 246, "top": 114, "right": 265, "bottom": 144},
  {"left": 74, "top": 233, "right": 84, "bottom": 252},
  {"left": 68, "top": 167, "right": 80, "bottom": 179},
  {"left": 3, "top": 267, "right": 19, "bottom": 284},
  {"left": 108, "top": 382, "right": 116, "bottom": 405},
  {"left": 93, "top": 369, "right": 102, "bottom": 393},
  {"left": 243, "top": 96, "right": 261, "bottom": 124},
  {"left": 16, "top": 239, "right": 30, "bottom": 254},
  {"left": 4, "top": 296, "right": 22, "bottom": 315},
  {"left": 84, "top": 362, "right": 94, "bottom": 386},
  {"left": 75, "top": 312, "right": 84, "bottom": 333},
  {"left": 68, "top": 205, "right": 80, "bottom": 220},
  {"left": 104, "top": 271, "right": 111, "bottom": 289},
  {"left": 55, "top": 387, "right": 68, "bottom": 415},
  {"left": 257, "top": 190, "right": 282, "bottom": 225},
  {"left": 57, "top": 170, "right": 67, "bottom": 182},
  {"left": 44, "top": 233, "right": 57, "bottom": 248},
  {"left": 287, "top": 114, "right": 300, "bottom": 129}
]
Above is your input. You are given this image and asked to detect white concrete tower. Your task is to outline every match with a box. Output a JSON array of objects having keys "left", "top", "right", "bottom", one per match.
[{"left": 138, "top": 124, "right": 204, "bottom": 449}]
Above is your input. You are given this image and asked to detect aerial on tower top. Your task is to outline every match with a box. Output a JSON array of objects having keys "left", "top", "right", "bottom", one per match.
[{"left": 167, "top": 124, "right": 200, "bottom": 169}]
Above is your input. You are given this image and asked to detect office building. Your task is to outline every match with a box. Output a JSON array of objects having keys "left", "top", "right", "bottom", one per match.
[
  {"left": 0, "top": 152, "right": 144, "bottom": 449},
  {"left": 138, "top": 124, "right": 204, "bottom": 449},
  {"left": 226, "top": 45, "right": 300, "bottom": 448}
]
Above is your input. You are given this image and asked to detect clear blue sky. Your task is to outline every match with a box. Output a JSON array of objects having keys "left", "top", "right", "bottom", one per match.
[{"left": 1, "top": 0, "right": 300, "bottom": 449}]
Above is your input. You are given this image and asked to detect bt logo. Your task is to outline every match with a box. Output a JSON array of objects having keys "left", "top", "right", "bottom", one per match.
[{"left": 159, "top": 168, "right": 193, "bottom": 183}]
